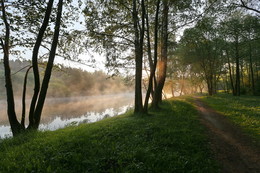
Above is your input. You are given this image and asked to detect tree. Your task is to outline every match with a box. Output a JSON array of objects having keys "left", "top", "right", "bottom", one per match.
[
  {"left": 241, "top": 15, "right": 260, "bottom": 95},
  {"left": 174, "top": 6, "right": 260, "bottom": 96},
  {"left": 132, "top": 0, "right": 145, "bottom": 113},
  {"left": 221, "top": 13, "right": 245, "bottom": 96},
  {"left": 143, "top": 0, "right": 160, "bottom": 113},
  {"left": 0, "top": 0, "right": 63, "bottom": 135},
  {"left": 152, "top": 0, "right": 169, "bottom": 108},
  {"left": 84, "top": 0, "right": 207, "bottom": 112},
  {"left": 176, "top": 17, "right": 224, "bottom": 96},
  {"left": 84, "top": 0, "right": 148, "bottom": 113}
]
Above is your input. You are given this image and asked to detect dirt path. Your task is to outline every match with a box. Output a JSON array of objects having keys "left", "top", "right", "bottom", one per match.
[{"left": 193, "top": 97, "right": 260, "bottom": 173}]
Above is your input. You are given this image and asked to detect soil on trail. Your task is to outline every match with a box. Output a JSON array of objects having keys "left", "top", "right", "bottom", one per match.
[{"left": 193, "top": 97, "right": 260, "bottom": 173}]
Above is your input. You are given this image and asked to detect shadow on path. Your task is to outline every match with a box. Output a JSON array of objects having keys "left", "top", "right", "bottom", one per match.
[{"left": 193, "top": 97, "right": 260, "bottom": 173}]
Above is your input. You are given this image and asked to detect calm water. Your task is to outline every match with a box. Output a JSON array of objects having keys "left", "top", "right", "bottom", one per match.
[{"left": 0, "top": 92, "right": 134, "bottom": 138}]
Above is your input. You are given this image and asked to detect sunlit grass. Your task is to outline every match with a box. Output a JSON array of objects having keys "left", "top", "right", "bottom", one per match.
[
  {"left": 0, "top": 99, "right": 218, "bottom": 172},
  {"left": 201, "top": 93, "right": 260, "bottom": 145}
]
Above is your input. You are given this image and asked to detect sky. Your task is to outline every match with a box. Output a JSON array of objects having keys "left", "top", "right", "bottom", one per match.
[{"left": 54, "top": 52, "right": 107, "bottom": 72}]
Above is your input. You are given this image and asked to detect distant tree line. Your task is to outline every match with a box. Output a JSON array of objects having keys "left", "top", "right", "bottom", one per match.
[
  {"left": 0, "top": 60, "right": 132, "bottom": 99},
  {"left": 169, "top": 12, "right": 260, "bottom": 96}
]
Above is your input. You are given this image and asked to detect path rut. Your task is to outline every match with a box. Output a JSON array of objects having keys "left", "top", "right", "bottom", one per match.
[{"left": 193, "top": 98, "right": 260, "bottom": 173}]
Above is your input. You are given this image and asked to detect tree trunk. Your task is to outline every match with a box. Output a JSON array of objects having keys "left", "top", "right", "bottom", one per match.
[
  {"left": 1, "top": 0, "right": 63, "bottom": 135},
  {"left": 240, "top": 62, "right": 244, "bottom": 89},
  {"left": 152, "top": 0, "right": 168, "bottom": 108},
  {"left": 133, "top": 0, "right": 145, "bottom": 113},
  {"left": 33, "top": 0, "right": 63, "bottom": 129},
  {"left": 235, "top": 38, "right": 240, "bottom": 96},
  {"left": 28, "top": 0, "right": 55, "bottom": 129},
  {"left": 249, "top": 43, "right": 255, "bottom": 95},
  {"left": 171, "top": 82, "right": 174, "bottom": 97},
  {"left": 206, "top": 75, "right": 213, "bottom": 96},
  {"left": 1, "top": 0, "right": 24, "bottom": 136},
  {"left": 21, "top": 66, "right": 33, "bottom": 128},
  {"left": 226, "top": 50, "right": 235, "bottom": 95},
  {"left": 144, "top": 0, "right": 160, "bottom": 113}
]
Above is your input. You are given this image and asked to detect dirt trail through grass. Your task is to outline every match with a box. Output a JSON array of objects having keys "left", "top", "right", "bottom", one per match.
[{"left": 193, "top": 97, "right": 260, "bottom": 173}]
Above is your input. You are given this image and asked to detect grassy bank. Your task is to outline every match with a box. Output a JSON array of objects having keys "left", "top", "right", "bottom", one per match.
[
  {"left": 201, "top": 93, "right": 260, "bottom": 145},
  {"left": 0, "top": 99, "right": 218, "bottom": 172}
]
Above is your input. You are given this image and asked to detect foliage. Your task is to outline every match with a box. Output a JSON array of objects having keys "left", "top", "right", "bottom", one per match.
[
  {"left": 0, "top": 0, "right": 84, "bottom": 60},
  {"left": 202, "top": 93, "right": 260, "bottom": 145},
  {"left": 0, "top": 99, "right": 218, "bottom": 172},
  {"left": 173, "top": 11, "right": 260, "bottom": 96}
]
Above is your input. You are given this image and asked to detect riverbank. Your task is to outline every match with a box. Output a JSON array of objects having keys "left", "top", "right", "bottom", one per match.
[
  {"left": 0, "top": 99, "right": 218, "bottom": 172},
  {"left": 0, "top": 92, "right": 134, "bottom": 138}
]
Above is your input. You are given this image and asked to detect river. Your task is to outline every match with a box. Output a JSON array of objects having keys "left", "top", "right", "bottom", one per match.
[{"left": 0, "top": 92, "right": 134, "bottom": 138}]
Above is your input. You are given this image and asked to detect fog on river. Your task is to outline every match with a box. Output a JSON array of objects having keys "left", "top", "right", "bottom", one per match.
[{"left": 0, "top": 92, "right": 134, "bottom": 138}]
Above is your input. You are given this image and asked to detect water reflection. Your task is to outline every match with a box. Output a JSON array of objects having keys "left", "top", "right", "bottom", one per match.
[{"left": 0, "top": 93, "right": 134, "bottom": 139}]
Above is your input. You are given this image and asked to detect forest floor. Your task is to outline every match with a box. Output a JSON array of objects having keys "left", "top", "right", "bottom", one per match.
[{"left": 193, "top": 97, "right": 260, "bottom": 173}]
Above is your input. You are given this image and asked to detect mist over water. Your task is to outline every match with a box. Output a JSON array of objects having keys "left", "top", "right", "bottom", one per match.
[{"left": 0, "top": 92, "right": 134, "bottom": 138}]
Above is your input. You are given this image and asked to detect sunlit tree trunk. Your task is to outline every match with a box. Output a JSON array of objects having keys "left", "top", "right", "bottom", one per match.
[
  {"left": 144, "top": 0, "right": 160, "bottom": 113},
  {"left": 152, "top": 0, "right": 168, "bottom": 108}
]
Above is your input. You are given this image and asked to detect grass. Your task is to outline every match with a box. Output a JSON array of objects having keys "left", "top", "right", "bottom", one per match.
[
  {"left": 0, "top": 99, "right": 218, "bottom": 173},
  {"left": 201, "top": 93, "right": 260, "bottom": 145}
]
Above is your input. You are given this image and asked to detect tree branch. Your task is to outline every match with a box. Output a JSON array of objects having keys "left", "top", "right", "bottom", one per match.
[
  {"left": 239, "top": 0, "right": 260, "bottom": 14},
  {"left": 21, "top": 65, "right": 33, "bottom": 128},
  {"left": 91, "top": 30, "right": 135, "bottom": 44}
]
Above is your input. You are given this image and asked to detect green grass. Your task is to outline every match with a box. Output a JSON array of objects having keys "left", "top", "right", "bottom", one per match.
[
  {"left": 201, "top": 93, "right": 260, "bottom": 145},
  {"left": 0, "top": 99, "right": 218, "bottom": 173}
]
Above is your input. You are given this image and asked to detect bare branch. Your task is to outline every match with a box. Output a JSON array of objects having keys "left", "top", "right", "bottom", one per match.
[{"left": 239, "top": 0, "right": 260, "bottom": 14}]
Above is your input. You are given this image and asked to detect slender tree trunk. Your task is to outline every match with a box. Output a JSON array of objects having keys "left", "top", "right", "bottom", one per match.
[
  {"left": 224, "top": 74, "right": 228, "bottom": 93},
  {"left": 249, "top": 43, "right": 255, "bottom": 95},
  {"left": 226, "top": 50, "right": 235, "bottom": 95},
  {"left": 144, "top": 0, "right": 160, "bottom": 113},
  {"left": 1, "top": 0, "right": 24, "bottom": 136},
  {"left": 247, "top": 63, "right": 251, "bottom": 87},
  {"left": 32, "top": 0, "right": 63, "bottom": 129},
  {"left": 171, "top": 82, "right": 174, "bottom": 97},
  {"left": 133, "top": 0, "right": 145, "bottom": 113},
  {"left": 209, "top": 76, "right": 213, "bottom": 96},
  {"left": 240, "top": 62, "right": 244, "bottom": 88},
  {"left": 152, "top": 0, "right": 168, "bottom": 108},
  {"left": 21, "top": 66, "right": 33, "bottom": 128},
  {"left": 28, "top": 0, "right": 55, "bottom": 129},
  {"left": 235, "top": 36, "right": 240, "bottom": 96},
  {"left": 213, "top": 73, "right": 217, "bottom": 94}
]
